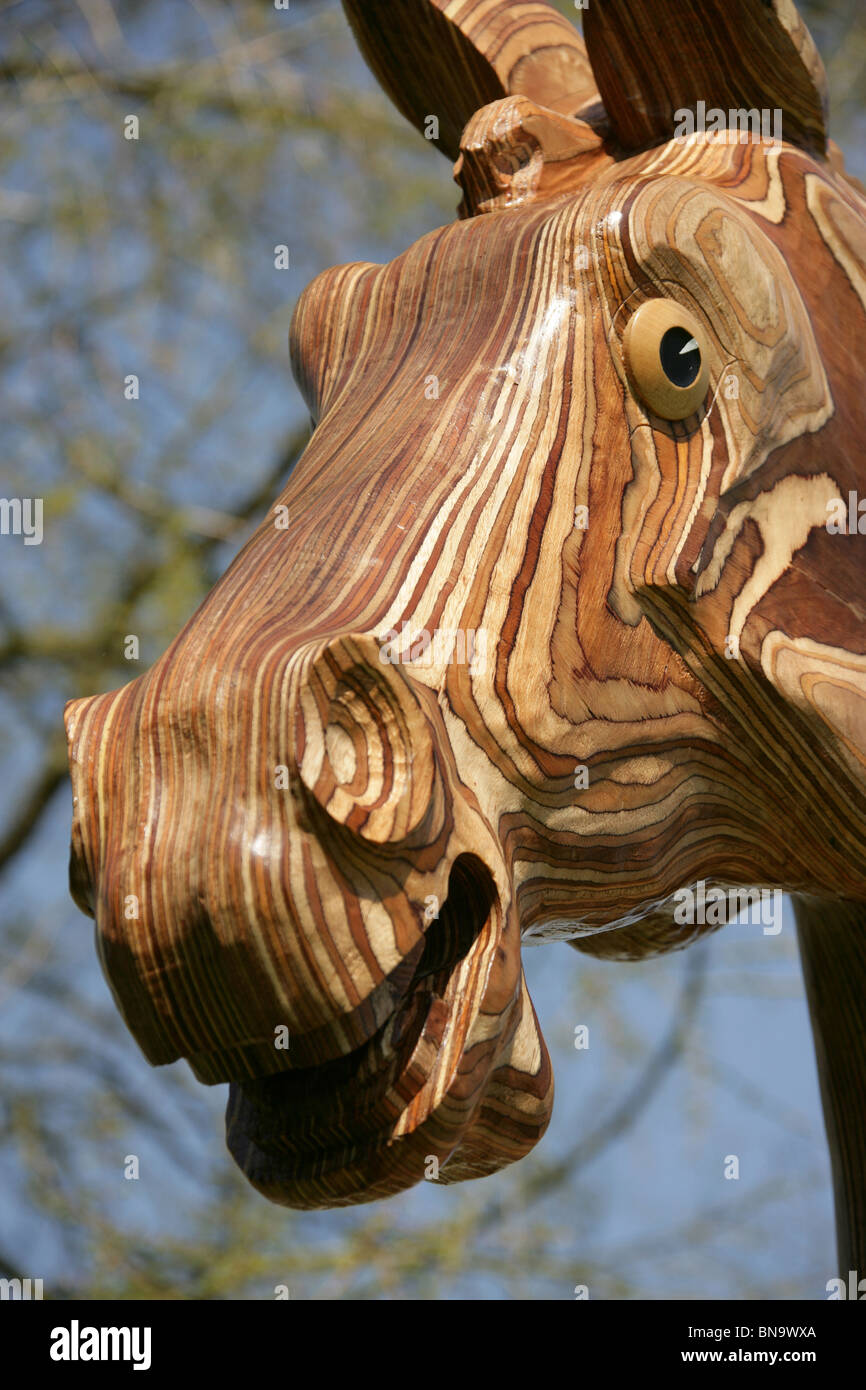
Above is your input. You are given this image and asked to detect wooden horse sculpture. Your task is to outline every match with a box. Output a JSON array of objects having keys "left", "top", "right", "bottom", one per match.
[{"left": 65, "top": 0, "right": 866, "bottom": 1271}]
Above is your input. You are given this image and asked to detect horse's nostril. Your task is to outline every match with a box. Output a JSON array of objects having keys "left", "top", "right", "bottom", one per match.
[{"left": 294, "top": 632, "right": 438, "bottom": 845}]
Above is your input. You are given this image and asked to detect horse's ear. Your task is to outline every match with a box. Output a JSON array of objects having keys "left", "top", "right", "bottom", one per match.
[
  {"left": 584, "top": 0, "right": 829, "bottom": 156},
  {"left": 341, "top": 0, "right": 599, "bottom": 161}
]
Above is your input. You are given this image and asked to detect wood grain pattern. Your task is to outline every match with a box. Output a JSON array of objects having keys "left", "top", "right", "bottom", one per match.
[
  {"left": 796, "top": 897, "right": 866, "bottom": 1275},
  {"left": 343, "top": 0, "right": 600, "bottom": 159},
  {"left": 65, "top": 0, "right": 866, "bottom": 1257},
  {"left": 584, "top": 0, "right": 829, "bottom": 155}
]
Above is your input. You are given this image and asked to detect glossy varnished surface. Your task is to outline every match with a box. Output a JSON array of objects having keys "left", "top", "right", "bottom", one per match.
[{"left": 65, "top": 1, "right": 866, "bottom": 1241}]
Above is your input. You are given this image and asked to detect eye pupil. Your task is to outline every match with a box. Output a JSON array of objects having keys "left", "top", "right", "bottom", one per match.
[
  {"left": 622, "top": 300, "right": 709, "bottom": 422},
  {"left": 659, "top": 326, "right": 701, "bottom": 388}
]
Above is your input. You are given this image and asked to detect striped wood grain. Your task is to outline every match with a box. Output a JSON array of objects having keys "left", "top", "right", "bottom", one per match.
[{"left": 64, "top": 0, "right": 866, "bottom": 1249}]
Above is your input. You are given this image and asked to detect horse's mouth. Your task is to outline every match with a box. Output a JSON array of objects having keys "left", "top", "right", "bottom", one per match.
[{"left": 225, "top": 855, "right": 504, "bottom": 1207}]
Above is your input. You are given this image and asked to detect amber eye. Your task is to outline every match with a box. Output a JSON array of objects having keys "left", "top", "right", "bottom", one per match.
[{"left": 622, "top": 299, "right": 710, "bottom": 420}]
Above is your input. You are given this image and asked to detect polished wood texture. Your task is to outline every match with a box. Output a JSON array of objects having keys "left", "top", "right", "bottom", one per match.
[
  {"left": 342, "top": 0, "right": 601, "bottom": 159},
  {"left": 584, "top": 0, "right": 829, "bottom": 155},
  {"left": 65, "top": 1, "right": 866, "bottom": 1256}
]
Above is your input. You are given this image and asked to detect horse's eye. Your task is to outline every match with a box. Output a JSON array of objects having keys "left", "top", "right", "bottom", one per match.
[{"left": 623, "top": 300, "right": 710, "bottom": 420}]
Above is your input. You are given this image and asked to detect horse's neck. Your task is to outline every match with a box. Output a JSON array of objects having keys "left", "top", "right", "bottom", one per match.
[{"left": 796, "top": 895, "right": 866, "bottom": 1276}]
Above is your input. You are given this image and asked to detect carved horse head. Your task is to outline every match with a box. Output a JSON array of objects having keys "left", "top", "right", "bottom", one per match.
[{"left": 65, "top": 0, "right": 866, "bottom": 1262}]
